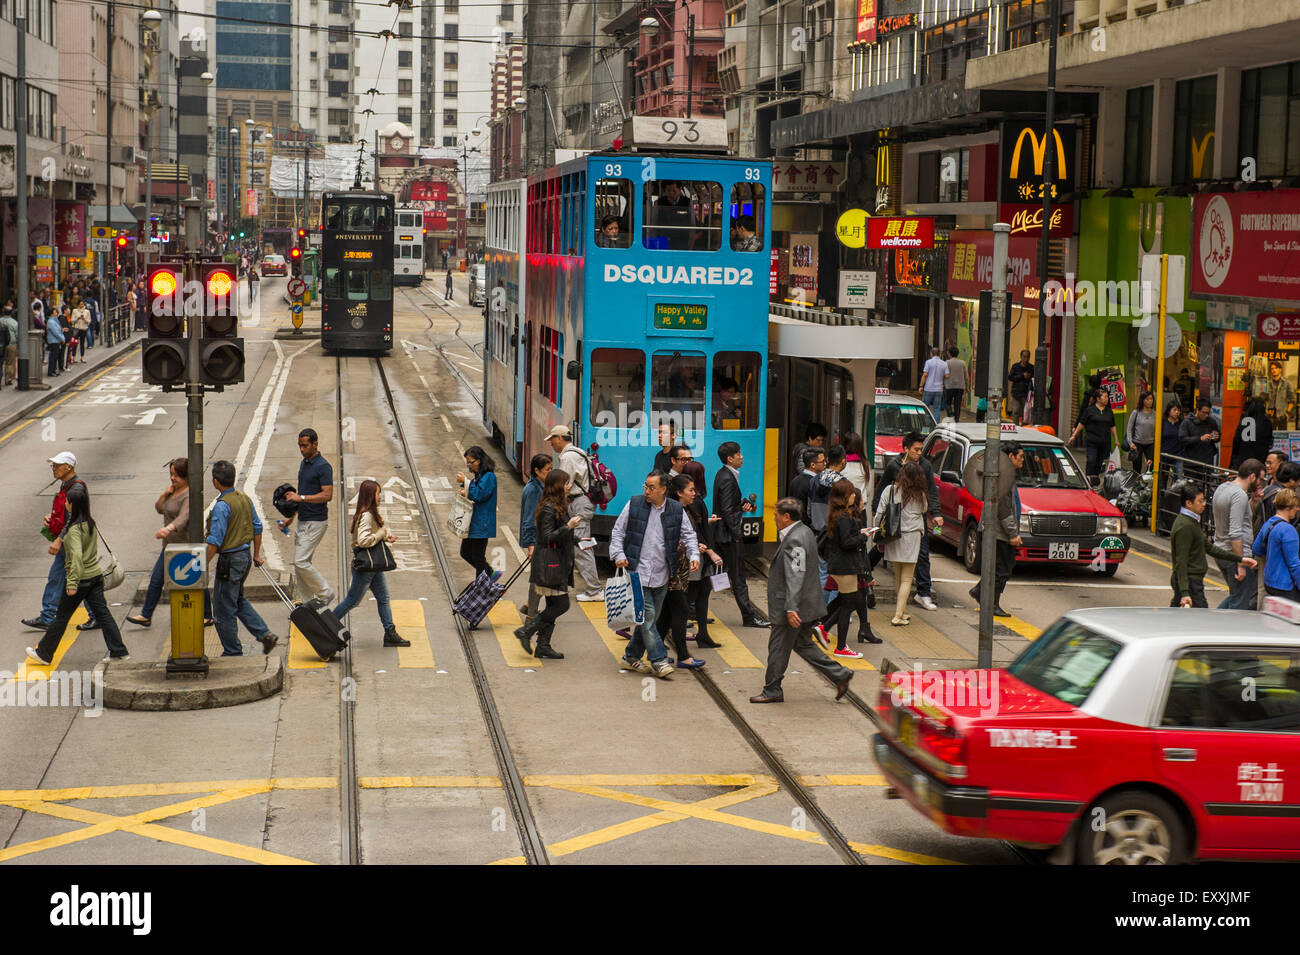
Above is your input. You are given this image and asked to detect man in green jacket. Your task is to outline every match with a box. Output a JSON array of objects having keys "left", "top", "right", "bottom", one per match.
[{"left": 1171, "top": 483, "right": 1257, "bottom": 608}]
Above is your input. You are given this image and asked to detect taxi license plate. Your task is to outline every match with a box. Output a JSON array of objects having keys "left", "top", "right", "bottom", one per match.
[
  {"left": 1049, "top": 542, "right": 1079, "bottom": 560},
  {"left": 897, "top": 712, "right": 917, "bottom": 750}
]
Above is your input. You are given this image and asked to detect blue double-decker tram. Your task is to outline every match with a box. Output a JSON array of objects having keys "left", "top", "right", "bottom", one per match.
[
  {"left": 484, "top": 151, "right": 772, "bottom": 539},
  {"left": 483, "top": 179, "right": 528, "bottom": 468}
]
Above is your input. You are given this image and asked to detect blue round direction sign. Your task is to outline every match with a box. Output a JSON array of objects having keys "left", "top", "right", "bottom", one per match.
[{"left": 167, "top": 552, "right": 204, "bottom": 588}]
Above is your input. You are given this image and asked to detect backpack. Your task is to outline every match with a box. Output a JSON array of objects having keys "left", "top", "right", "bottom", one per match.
[{"left": 581, "top": 446, "right": 617, "bottom": 509}]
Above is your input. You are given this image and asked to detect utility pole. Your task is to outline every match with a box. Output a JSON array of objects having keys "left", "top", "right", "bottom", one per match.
[
  {"left": 102, "top": 0, "right": 115, "bottom": 328},
  {"left": 1033, "top": 0, "right": 1060, "bottom": 427},
  {"left": 685, "top": 5, "right": 695, "bottom": 120},
  {"left": 978, "top": 223, "right": 1011, "bottom": 669},
  {"left": 15, "top": 6, "right": 29, "bottom": 390}
]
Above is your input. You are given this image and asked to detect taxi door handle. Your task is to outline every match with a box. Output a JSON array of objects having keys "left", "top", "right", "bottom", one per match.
[{"left": 1162, "top": 748, "right": 1198, "bottom": 762}]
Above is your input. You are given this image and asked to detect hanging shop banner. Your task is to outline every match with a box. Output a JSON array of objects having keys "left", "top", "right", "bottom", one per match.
[
  {"left": 867, "top": 216, "right": 934, "bottom": 249},
  {"left": 946, "top": 230, "right": 1040, "bottom": 304},
  {"left": 244, "top": 188, "right": 259, "bottom": 217},
  {"left": 769, "top": 248, "right": 780, "bottom": 299},
  {"left": 55, "top": 201, "right": 86, "bottom": 256},
  {"left": 1192, "top": 190, "right": 1300, "bottom": 302},
  {"left": 3, "top": 197, "right": 54, "bottom": 254},
  {"left": 410, "top": 180, "right": 447, "bottom": 202},
  {"left": 855, "top": 0, "right": 877, "bottom": 42},
  {"left": 1000, "top": 121, "right": 1076, "bottom": 203}
]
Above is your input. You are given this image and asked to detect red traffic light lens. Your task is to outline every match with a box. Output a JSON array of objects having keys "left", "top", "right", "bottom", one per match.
[
  {"left": 116, "top": 236, "right": 128, "bottom": 248},
  {"left": 206, "top": 270, "right": 234, "bottom": 297},
  {"left": 290, "top": 247, "right": 302, "bottom": 259},
  {"left": 150, "top": 270, "right": 178, "bottom": 297}
]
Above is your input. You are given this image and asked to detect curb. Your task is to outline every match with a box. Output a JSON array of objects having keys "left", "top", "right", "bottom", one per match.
[
  {"left": 1126, "top": 531, "right": 1171, "bottom": 561},
  {"left": 100, "top": 650, "right": 284, "bottom": 711},
  {"left": 0, "top": 334, "right": 143, "bottom": 436}
]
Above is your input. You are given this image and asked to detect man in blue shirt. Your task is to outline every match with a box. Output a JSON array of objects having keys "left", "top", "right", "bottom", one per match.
[
  {"left": 276, "top": 428, "right": 335, "bottom": 608},
  {"left": 920, "top": 346, "right": 948, "bottom": 420},
  {"left": 206, "top": 459, "right": 277, "bottom": 656}
]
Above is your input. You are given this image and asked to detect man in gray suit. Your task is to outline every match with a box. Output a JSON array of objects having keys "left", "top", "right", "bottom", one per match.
[{"left": 751, "top": 497, "right": 854, "bottom": 703}]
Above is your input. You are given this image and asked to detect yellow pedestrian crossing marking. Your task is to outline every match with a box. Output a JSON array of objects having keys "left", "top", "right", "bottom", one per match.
[
  {"left": 700, "top": 618, "right": 764, "bottom": 669},
  {"left": 0, "top": 773, "right": 961, "bottom": 865},
  {"left": 576, "top": 598, "right": 633, "bottom": 663},
  {"left": 388, "top": 599, "right": 435, "bottom": 668},
  {"left": 14, "top": 607, "right": 89, "bottom": 682},
  {"left": 287, "top": 623, "right": 328, "bottom": 669},
  {"left": 485, "top": 600, "right": 543, "bottom": 667},
  {"left": 1000, "top": 615, "right": 1042, "bottom": 641},
  {"left": 811, "top": 631, "right": 878, "bottom": 671}
]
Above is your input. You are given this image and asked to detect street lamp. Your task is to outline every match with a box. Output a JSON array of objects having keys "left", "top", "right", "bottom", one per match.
[
  {"left": 460, "top": 130, "right": 482, "bottom": 259},
  {"left": 141, "top": 9, "right": 163, "bottom": 272}
]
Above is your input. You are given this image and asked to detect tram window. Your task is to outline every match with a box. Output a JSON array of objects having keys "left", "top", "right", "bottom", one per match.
[
  {"left": 371, "top": 268, "right": 392, "bottom": 301},
  {"left": 589, "top": 347, "right": 646, "bottom": 426},
  {"left": 711, "top": 351, "right": 760, "bottom": 430},
  {"left": 650, "top": 351, "right": 707, "bottom": 421},
  {"left": 728, "top": 183, "right": 765, "bottom": 252},
  {"left": 322, "top": 267, "right": 343, "bottom": 298},
  {"left": 594, "top": 178, "right": 633, "bottom": 249},
  {"left": 345, "top": 270, "right": 369, "bottom": 301},
  {"left": 643, "top": 180, "right": 722, "bottom": 251}
]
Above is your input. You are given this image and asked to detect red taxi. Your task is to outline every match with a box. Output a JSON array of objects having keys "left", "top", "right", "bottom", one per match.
[
  {"left": 261, "top": 254, "right": 287, "bottom": 276},
  {"left": 873, "top": 603, "right": 1300, "bottom": 863},
  {"left": 923, "top": 422, "right": 1129, "bottom": 575},
  {"left": 872, "top": 391, "right": 936, "bottom": 472}
]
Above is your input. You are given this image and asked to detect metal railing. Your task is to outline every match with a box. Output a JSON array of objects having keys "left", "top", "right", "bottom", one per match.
[
  {"left": 767, "top": 301, "right": 907, "bottom": 328},
  {"left": 99, "top": 303, "right": 134, "bottom": 347},
  {"left": 1153, "top": 453, "right": 1234, "bottom": 536}
]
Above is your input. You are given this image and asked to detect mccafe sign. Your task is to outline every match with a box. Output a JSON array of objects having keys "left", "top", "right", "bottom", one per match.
[{"left": 999, "top": 120, "right": 1077, "bottom": 238}]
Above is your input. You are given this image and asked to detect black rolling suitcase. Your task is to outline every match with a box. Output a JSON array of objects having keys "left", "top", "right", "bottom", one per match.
[{"left": 259, "top": 564, "right": 350, "bottom": 661}]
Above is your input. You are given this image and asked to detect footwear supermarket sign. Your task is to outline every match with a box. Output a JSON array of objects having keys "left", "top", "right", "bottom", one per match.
[{"left": 1193, "top": 190, "right": 1300, "bottom": 302}]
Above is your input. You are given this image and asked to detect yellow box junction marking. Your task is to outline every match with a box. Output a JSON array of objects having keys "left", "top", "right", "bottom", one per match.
[
  {"left": 0, "top": 773, "right": 963, "bottom": 866},
  {"left": 575, "top": 597, "right": 634, "bottom": 663},
  {"left": 388, "top": 599, "right": 436, "bottom": 668},
  {"left": 485, "top": 599, "right": 543, "bottom": 667},
  {"left": 697, "top": 617, "right": 763, "bottom": 669},
  {"left": 1000, "top": 614, "right": 1042, "bottom": 641},
  {"left": 14, "top": 607, "right": 89, "bottom": 682}
]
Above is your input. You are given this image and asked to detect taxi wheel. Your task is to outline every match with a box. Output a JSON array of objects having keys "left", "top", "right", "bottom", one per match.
[
  {"left": 1096, "top": 561, "right": 1120, "bottom": 577},
  {"left": 1077, "top": 791, "right": 1188, "bottom": 865},
  {"left": 961, "top": 522, "right": 981, "bottom": 574}
]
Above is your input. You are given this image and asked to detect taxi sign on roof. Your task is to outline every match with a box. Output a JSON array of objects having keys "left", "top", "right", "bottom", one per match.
[
  {"left": 1001, "top": 423, "right": 1019, "bottom": 432},
  {"left": 875, "top": 387, "right": 890, "bottom": 395},
  {"left": 1261, "top": 595, "right": 1300, "bottom": 624}
]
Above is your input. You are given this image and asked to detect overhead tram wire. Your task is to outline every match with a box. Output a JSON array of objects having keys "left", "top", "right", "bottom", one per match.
[{"left": 353, "top": 1, "right": 404, "bottom": 186}]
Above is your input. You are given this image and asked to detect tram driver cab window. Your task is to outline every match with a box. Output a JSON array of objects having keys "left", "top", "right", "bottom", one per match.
[
  {"left": 651, "top": 351, "right": 707, "bottom": 421},
  {"left": 643, "top": 181, "right": 722, "bottom": 251},
  {"left": 729, "top": 183, "right": 765, "bottom": 252},
  {"left": 593, "top": 178, "right": 632, "bottom": 249}
]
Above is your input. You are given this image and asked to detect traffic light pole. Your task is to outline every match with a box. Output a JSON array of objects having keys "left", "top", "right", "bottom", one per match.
[{"left": 176, "top": 199, "right": 208, "bottom": 676}]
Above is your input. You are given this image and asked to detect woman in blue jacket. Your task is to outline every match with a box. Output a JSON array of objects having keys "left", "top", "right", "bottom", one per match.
[
  {"left": 1253, "top": 488, "right": 1300, "bottom": 601},
  {"left": 456, "top": 445, "right": 497, "bottom": 578},
  {"left": 45, "top": 311, "right": 65, "bottom": 377}
]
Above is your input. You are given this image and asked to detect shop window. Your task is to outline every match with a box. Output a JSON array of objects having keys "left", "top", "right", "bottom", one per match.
[
  {"left": 642, "top": 181, "right": 722, "bottom": 251},
  {"left": 728, "top": 183, "right": 764, "bottom": 252},
  {"left": 594, "top": 178, "right": 633, "bottom": 248},
  {"left": 1124, "top": 86, "right": 1154, "bottom": 187},
  {"left": 650, "top": 351, "right": 707, "bottom": 422},
  {"left": 1172, "top": 75, "right": 1218, "bottom": 185},
  {"left": 920, "top": 11, "right": 988, "bottom": 85},
  {"left": 711, "top": 351, "right": 760, "bottom": 429},
  {"left": 590, "top": 347, "right": 645, "bottom": 425}
]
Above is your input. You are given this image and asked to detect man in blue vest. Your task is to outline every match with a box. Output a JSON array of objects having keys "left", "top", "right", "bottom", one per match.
[
  {"left": 207, "top": 459, "right": 278, "bottom": 656},
  {"left": 609, "top": 470, "right": 699, "bottom": 679}
]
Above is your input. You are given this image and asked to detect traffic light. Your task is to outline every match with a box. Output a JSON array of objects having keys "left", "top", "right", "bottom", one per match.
[
  {"left": 199, "top": 264, "right": 244, "bottom": 387},
  {"left": 141, "top": 263, "right": 186, "bottom": 386},
  {"left": 297, "top": 228, "right": 307, "bottom": 242},
  {"left": 290, "top": 246, "right": 302, "bottom": 276},
  {"left": 115, "top": 235, "right": 128, "bottom": 250}
]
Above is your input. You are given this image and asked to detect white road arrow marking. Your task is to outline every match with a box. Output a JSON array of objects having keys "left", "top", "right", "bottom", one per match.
[{"left": 121, "top": 407, "right": 169, "bottom": 426}]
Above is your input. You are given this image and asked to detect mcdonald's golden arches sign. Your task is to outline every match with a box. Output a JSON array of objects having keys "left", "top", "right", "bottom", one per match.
[{"left": 1000, "top": 121, "right": 1077, "bottom": 202}]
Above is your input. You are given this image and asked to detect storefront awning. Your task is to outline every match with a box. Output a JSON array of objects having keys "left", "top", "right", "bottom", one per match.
[
  {"left": 768, "top": 307, "right": 913, "bottom": 361},
  {"left": 87, "top": 204, "right": 140, "bottom": 227}
]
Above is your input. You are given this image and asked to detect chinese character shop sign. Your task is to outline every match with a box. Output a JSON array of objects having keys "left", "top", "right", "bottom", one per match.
[
  {"left": 856, "top": 0, "right": 877, "bottom": 42},
  {"left": 772, "top": 162, "right": 845, "bottom": 192},
  {"left": 1193, "top": 190, "right": 1300, "bottom": 302},
  {"left": 868, "top": 216, "right": 934, "bottom": 249}
]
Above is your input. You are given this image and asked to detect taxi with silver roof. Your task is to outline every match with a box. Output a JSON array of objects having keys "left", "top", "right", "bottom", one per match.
[
  {"left": 873, "top": 602, "right": 1300, "bottom": 864},
  {"left": 871, "top": 389, "right": 937, "bottom": 472},
  {"left": 923, "top": 421, "right": 1129, "bottom": 574}
]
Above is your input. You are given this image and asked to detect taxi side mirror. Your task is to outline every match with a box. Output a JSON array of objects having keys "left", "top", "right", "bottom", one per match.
[{"left": 941, "top": 470, "right": 962, "bottom": 485}]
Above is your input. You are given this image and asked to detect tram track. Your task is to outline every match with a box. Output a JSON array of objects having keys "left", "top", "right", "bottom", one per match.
[
  {"left": 397, "top": 285, "right": 484, "bottom": 409},
  {"left": 368, "top": 355, "right": 549, "bottom": 865},
  {"left": 335, "top": 357, "right": 363, "bottom": 865}
]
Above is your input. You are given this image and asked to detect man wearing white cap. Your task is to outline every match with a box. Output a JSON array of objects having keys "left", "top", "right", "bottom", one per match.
[
  {"left": 546, "top": 424, "right": 603, "bottom": 600},
  {"left": 22, "top": 452, "right": 97, "bottom": 632}
]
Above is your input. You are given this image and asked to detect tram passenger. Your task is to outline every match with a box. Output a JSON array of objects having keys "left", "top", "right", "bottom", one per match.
[
  {"left": 547, "top": 426, "right": 604, "bottom": 601},
  {"left": 653, "top": 421, "right": 677, "bottom": 474},
  {"left": 731, "top": 215, "right": 762, "bottom": 252},
  {"left": 822, "top": 478, "right": 880, "bottom": 652},
  {"left": 681, "top": 462, "right": 723, "bottom": 648},
  {"left": 712, "top": 377, "right": 740, "bottom": 428},
  {"left": 514, "top": 470, "right": 579, "bottom": 659},
  {"left": 596, "top": 214, "right": 628, "bottom": 249},
  {"left": 790, "top": 422, "right": 827, "bottom": 478},
  {"left": 712, "top": 441, "right": 768, "bottom": 628},
  {"left": 518, "top": 453, "right": 552, "bottom": 622},
  {"left": 456, "top": 446, "right": 497, "bottom": 580},
  {"left": 646, "top": 181, "right": 696, "bottom": 251}
]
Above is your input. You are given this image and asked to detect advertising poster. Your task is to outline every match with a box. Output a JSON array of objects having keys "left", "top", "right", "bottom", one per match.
[{"left": 1091, "top": 365, "right": 1128, "bottom": 413}]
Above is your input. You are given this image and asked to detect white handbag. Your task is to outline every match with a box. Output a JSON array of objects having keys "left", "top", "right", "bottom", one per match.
[
  {"left": 604, "top": 568, "right": 645, "bottom": 629},
  {"left": 97, "top": 531, "right": 126, "bottom": 591},
  {"left": 447, "top": 494, "right": 473, "bottom": 539}
]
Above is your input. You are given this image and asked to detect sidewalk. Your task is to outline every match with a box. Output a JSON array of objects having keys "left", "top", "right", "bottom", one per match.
[
  {"left": 0, "top": 330, "right": 144, "bottom": 436},
  {"left": 1127, "top": 525, "right": 1170, "bottom": 561}
]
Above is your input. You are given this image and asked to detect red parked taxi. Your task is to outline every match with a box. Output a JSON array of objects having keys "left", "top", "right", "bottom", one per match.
[{"left": 873, "top": 601, "right": 1300, "bottom": 864}]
